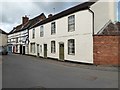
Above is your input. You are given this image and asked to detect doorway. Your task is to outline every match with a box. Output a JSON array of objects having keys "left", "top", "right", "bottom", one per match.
[
  {"left": 59, "top": 43, "right": 64, "bottom": 60},
  {"left": 23, "top": 46, "right": 25, "bottom": 55},
  {"left": 37, "top": 44, "right": 39, "bottom": 56},
  {"left": 20, "top": 45, "right": 22, "bottom": 54},
  {"left": 44, "top": 44, "right": 47, "bottom": 58}
]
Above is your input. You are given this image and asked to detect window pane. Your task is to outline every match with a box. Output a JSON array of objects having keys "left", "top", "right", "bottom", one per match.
[
  {"left": 51, "top": 22, "right": 56, "bottom": 35},
  {"left": 68, "top": 39, "right": 75, "bottom": 55},
  {"left": 68, "top": 15, "right": 75, "bottom": 32},
  {"left": 51, "top": 41, "right": 55, "bottom": 53},
  {"left": 40, "top": 26, "right": 44, "bottom": 37}
]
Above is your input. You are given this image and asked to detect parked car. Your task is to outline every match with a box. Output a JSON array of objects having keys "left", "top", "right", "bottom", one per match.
[{"left": 0, "top": 46, "right": 8, "bottom": 55}]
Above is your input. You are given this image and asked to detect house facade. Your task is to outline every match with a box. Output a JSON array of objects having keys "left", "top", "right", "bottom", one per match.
[
  {"left": 28, "top": 0, "right": 117, "bottom": 64},
  {"left": 0, "top": 29, "right": 8, "bottom": 47},
  {"left": 8, "top": 13, "right": 46, "bottom": 54}
]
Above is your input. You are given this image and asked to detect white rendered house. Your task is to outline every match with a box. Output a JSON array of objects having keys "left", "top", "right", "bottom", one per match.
[{"left": 28, "top": 0, "right": 116, "bottom": 64}]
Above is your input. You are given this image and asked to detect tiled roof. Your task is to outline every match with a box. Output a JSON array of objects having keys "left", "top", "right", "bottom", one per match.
[
  {"left": 30, "top": 1, "right": 98, "bottom": 29},
  {"left": 9, "top": 13, "right": 46, "bottom": 34},
  {"left": 98, "top": 22, "right": 120, "bottom": 35}
]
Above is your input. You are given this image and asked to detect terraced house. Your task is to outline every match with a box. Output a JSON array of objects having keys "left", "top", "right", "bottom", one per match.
[
  {"left": 8, "top": 13, "right": 46, "bottom": 54},
  {"left": 28, "top": 0, "right": 118, "bottom": 65}
]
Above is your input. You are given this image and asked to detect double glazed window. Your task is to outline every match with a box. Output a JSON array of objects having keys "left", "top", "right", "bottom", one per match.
[
  {"left": 51, "top": 41, "right": 56, "bottom": 53},
  {"left": 68, "top": 39, "right": 75, "bottom": 55},
  {"left": 51, "top": 22, "right": 56, "bottom": 35},
  {"left": 40, "top": 26, "right": 44, "bottom": 37},
  {"left": 68, "top": 15, "right": 75, "bottom": 32},
  {"left": 32, "top": 28, "right": 35, "bottom": 39}
]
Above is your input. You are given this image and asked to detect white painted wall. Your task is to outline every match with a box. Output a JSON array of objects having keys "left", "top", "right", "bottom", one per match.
[
  {"left": 29, "top": 10, "right": 93, "bottom": 64},
  {"left": 90, "top": 0, "right": 117, "bottom": 34}
]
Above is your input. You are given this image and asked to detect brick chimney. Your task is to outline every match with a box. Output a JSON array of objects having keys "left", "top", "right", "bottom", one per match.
[
  {"left": 48, "top": 14, "right": 53, "bottom": 18},
  {"left": 22, "top": 15, "right": 29, "bottom": 25}
]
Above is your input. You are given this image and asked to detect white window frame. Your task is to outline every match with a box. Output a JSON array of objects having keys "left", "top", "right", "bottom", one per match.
[
  {"left": 68, "top": 39, "right": 75, "bottom": 55},
  {"left": 68, "top": 15, "right": 75, "bottom": 32},
  {"left": 32, "top": 28, "right": 35, "bottom": 39},
  {"left": 51, "top": 41, "right": 56, "bottom": 53},
  {"left": 40, "top": 26, "right": 44, "bottom": 37},
  {"left": 40, "top": 45, "right": 42, "bottom": 53},
  {"left": 51, "top": 22, "right": 56, "bottom": 35},
  {"left": 30, "top": 43, "right": 35, "bottom": 53}
]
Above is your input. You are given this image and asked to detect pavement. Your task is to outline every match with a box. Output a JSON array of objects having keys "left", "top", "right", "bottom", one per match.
[{"left": 2, "top": 54, "right": 119, "bottom": 88}]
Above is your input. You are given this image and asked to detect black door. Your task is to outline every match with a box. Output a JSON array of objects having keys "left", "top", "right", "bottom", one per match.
[
  {"left": 20, "top": 45, "right": 22, "bottom": 54},
  {"left": 23, "top": 46, "right": 25, "bottom": 55},
  {"left": 44, "top": 44, "right": 47, "bottom": 58}
]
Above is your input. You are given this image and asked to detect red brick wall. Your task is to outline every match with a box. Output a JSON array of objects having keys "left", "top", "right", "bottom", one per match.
[{"left": 93, "top": 36, "right": 120, "bottom": 66}]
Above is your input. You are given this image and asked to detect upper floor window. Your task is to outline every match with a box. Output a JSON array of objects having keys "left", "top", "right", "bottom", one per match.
[
  {"left": 68, "top": 15, "right": 75, "bottom": 32},
  {"left": 40, "top": 26, "right": 44, "bottom": 37},
  {"left": 32, "top": 28, "right": 35, "bottom": 39},
  {"left": 68, "top": 39, "right": 75, "bottom": 55},
  {"left": 51, "top": 22, "right": 56, "bottom": 35},
  {"left": 51, "top": 41, "right": 56, "bottom": 53}
]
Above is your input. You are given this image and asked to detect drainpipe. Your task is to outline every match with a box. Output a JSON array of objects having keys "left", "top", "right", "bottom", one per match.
[{"left": 88, "top": 8, "right": 94, "bottom": 35}]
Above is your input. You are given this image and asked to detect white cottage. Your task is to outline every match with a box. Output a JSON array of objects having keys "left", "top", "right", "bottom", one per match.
[{"left": 28, "top": 0, "right": 116, "bottom": 64}]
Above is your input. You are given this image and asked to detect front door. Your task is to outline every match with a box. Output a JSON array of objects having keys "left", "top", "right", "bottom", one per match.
[
  {"left": 37, "top": 44, "right": 39, "bottom": 56},
  {"left": 23, "top": 46, "right": 25, "bottom": 55},
  {"left": 44, "top": 44, "right": 47, "bottom": 58},
  {"left": 59, "top": 43, "right": 64, "bottom": 60},
  {"left": 20, "top": 45, "right": 22, "bottom": 54}
]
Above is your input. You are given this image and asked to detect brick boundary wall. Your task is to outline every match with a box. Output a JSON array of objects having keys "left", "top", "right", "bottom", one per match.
[{"left": 93, "top": 35, "right": 120, "bottom": 66}]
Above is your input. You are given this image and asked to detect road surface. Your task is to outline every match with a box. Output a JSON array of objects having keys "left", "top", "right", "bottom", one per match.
[{"left": 2, "top": 54, "right": 118, "bottom": 88}]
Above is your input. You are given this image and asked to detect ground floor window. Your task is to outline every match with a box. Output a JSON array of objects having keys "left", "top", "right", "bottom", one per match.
[
  {"left": 40, "top": 45, "right": 42, "bottom": 53},
  {"left": 68, "top": 39, "right": 75, "bottom": 55},
  {"left": 30, "top": 43, "right": 35, "bottom": 53},
  {"left": 51, "top": 41, "right": 56, "bottom": 53}
]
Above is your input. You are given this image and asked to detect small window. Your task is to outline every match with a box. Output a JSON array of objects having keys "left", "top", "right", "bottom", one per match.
[
  {"left": 40, "top": 26, "right": 44, "bottom": 37},
  {"left": 68, "top": 39, "right": 75, "bottom": 55},
  {"left": 68, "top": 15, "right": 75, "bottom": 32},
  {"left": 51, "top": 41, "right": 56, "bottom": 53},
  {"left": 32, "top": 28, "right": 35, "bottom": 39},
  {"left": 51, "top": 22, "right": 56, "bottom": 35}
]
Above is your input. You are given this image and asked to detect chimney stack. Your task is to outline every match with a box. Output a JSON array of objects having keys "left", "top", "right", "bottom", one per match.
[
  {"left": 48, "top": 14, "right": 53, "bottom": 18},
  {"left": 22, "top": 15, "right": 29, "bottom": 25}
]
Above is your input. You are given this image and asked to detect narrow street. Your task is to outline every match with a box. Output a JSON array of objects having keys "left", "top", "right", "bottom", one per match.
[{"left": 2, "top": 54, "right": 118, "bottom": 88}]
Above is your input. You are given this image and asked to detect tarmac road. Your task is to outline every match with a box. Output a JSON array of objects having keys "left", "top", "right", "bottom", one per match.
[{"left": 2, "top": 54, "right": 119, "bottom": 88}]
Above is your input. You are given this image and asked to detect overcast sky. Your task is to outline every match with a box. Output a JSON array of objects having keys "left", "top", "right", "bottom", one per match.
[{"left": 0, "top": 0, "right": 120, "bottom": 33}]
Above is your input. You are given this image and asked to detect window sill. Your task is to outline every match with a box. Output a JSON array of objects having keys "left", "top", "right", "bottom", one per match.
[
  {"left": 68, "top": 30, "right": 75, "bottom": 32},
  {"left": 51, "top": 52, "right": 56, "bottom": 54},
  {"left": 68, "top": 53, "right": 75, "bottom": 55}
]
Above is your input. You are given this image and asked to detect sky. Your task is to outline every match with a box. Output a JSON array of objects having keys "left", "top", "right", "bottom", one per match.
[{"left": 0, "top": 0, "right": 120, "bottom": 33}]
